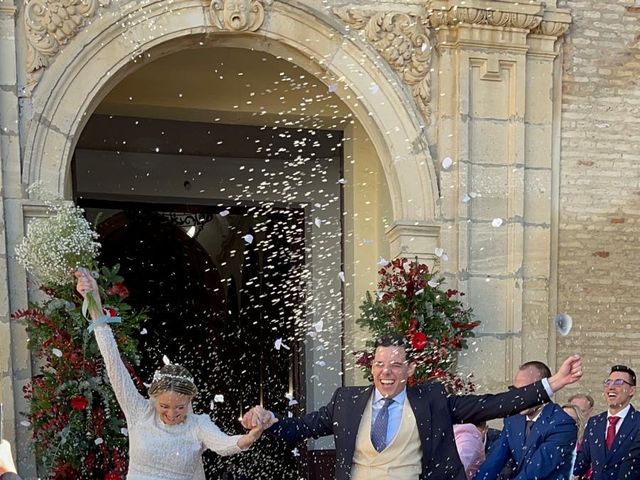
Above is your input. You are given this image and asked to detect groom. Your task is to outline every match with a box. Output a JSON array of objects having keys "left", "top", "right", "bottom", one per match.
[{"left": 243, "top": 335, "right": 583, "bottom": 480}]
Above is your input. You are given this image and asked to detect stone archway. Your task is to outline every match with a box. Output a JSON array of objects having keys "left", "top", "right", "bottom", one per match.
[{"left": 22, "top": 0, "right": 439, "bottom": 228}]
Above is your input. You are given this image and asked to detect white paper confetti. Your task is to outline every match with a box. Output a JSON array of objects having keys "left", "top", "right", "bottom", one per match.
[
  {"left": 316, "top": 360, "right": 326, "bottom": 367},
  {"left": 285, "top": 393, "right": 298, "bottom": 406},
  {"left": 162, "top": 355, "right": 171, "bottom": 365},
  {"left": 52, "top": 348, "right": 63, "bottom": 358},
  {"left": 140, "top": 328, "right": 148, "bottom": 335},
  {"left": 94, "top": 437, "right": 104, "bottom": 446},
  {"left": 377, "top": 256, "right": 388, "bottom": 267},
  {"left": 275, "top": 338, "right": 290, "bottom": 351},
  {"left": 337, "top": 178, "right": 347, "bottom": 184},
  {"left": 462, "top": 194, "right": 472, "bottom": 204},
  {"left": 219, "top": 209, "right": 230, "bottom": 217},
  {"left": 369, "top": 84, "right": 380, "bottom": 94},
  {"left": 20, "top": 420, "right": 31, "bottom": 427},
  {"left": 435, "top": 248, "right": 444, "bottom": 258},
  {"left": 554, "top": 313, "right": 573, "bottom": 336},
  {"left": 242, "top": 234, "right": 254, "bottom": 244},
  {"left": 120, "top": 428, "right": 128, "bottom": 436},
  {"left": 338, "top": 271, "right": 345, "bottom": 283},
  {"left": 292, "top": 447, "right": 300, "bottom": 457},
  {"left": 314, "top": 218, "right": 322, "bottom": 228},
  {"left": 441, "top": 253, "right": 449, "bottom": 262},
  {"left": 415, "top": 289, "right": 425, "bottom": 296},
  {"left": 491, "top": 218, "right": 503, "bottom": 228},
  {"left": 441, "top": 157, "right": 453, "bottom": 170},
  {"left": 328, "top": 83, "right": 338, "bottom": 93},
  {"left": 214, "top": 394, "right": 225, "bottom": 403},
  {"left": 313, "top": 320, "right": 323, "bottom": 332},
  {"left": 427, "top": 279, "right": 439, "bottom": 288}
]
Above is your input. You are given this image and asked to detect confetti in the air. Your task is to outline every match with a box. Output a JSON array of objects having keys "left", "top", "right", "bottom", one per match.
[
  {"left": 338, "top": 271, "right": 345, "bottom": 283},
  {"left": 214, "top": 394, "right": 225, "bottom": 403},
  {"left": 52, "top": 348, "right": 63, "bottom": 357},
  {"left": 435, "top": 248, "right": 444, "bottom": 258},
  {"left": 219, "top": 209, "right": 230, "bottom": 217},
  {"left": 292, "top": 447, "right": 300, "bottom": 457},
  {"left": 121, "top": 428, "right": 128, "bottom": 436},
  {"left": 94, "top": 437, "right": 104, "bottom": 446},
  {"left": 441, "top": 157, "right": 453, "bottom": 170},
  {"left": 415, "top": 289, "right": 424, "bottom": 296},
  {"left": 314, "top": 218, "right": 322, "bottom": 228},
  {"left": 491, "top": 218, "right": 503, "bottom": 228},
  {"left": 337, "top": 178, "right": 347, "bottom": 184},
  {"left": 313, "top": 320, "right": 323, "bottom": 332},
  {"left": 377, "top": 256, "right": 388, "bottom": 267},
  {"left": 328, "top": 83, "right": 338, "bottom": 93},
  {"left": 554, "top": 313, "right": 573, "bottom": 336},
  {"left": 20, "top": 420, "right": 31, "bottom": 427},
  {"left": 140, "top": 328, "right": 147, "bottom": 335},
  {"left": 242, "top": 234, "right": 254, "bottom": 244},
  {"left": 285, "top": 393, "right": 298, "bottom": 406},
  {"left": 369, "top": 84, "right": 380, "bottom": 94},
  {"left": 427, "top": 279, "right": 438, "bottom": 288},
  {"left": 162, "top": 355, "right": 171, "bottom": 365},
  {"left": 462, "top": 194, "right": 472, "bottom": 204},
  {"left": 275, "top": 338, "right": 290, "bottom": 351}
]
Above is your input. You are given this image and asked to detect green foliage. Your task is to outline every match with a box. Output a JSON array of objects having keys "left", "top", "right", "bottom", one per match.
[
  {"left": 355, "top": 258, "right": 479, "bottom": 390},
  {"left": 13, "top": 264, "right": 145, "bottom": 480}
]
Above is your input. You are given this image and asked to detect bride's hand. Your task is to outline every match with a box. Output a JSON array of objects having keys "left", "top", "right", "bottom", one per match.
[{"left": 74, "top": 269, "right": 103, "bottom": 317}]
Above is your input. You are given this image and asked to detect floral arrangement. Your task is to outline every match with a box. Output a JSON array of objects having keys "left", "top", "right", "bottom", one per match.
[
  {"left": 13, "top": 266, "right": 145, "bottom": 479},
  {"left": 13, "top": 187, "right": 146, "bottom": 479},
  {"left": 355, "top": 257, "right": 480, "bottom": 391},
  {"left": 16, "top": 184, "right": 100, "bottom": 286}
]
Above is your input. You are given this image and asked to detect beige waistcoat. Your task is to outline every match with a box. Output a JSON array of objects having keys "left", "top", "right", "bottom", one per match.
[{"left": 351, "top": 395, "right": 423, "bottom": 480}]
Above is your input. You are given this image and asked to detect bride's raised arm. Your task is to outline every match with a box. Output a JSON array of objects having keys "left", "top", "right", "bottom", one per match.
[{"left": 75, "top": 270, "right": 147, "bottom": 421}]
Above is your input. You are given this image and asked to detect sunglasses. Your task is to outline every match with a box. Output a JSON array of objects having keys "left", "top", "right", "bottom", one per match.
[{"left": 603, "top": 379, "right": 635, "bottom": 387}]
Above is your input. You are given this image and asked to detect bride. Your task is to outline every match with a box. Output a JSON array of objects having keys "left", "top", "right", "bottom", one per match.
[{"left": 75, "top": 270, "right": 273, "bottom": 479}]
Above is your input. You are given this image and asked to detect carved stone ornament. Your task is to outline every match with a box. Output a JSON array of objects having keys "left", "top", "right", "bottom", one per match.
[
  {"left": 334, "top": 7, "right": 433, "bottom": 123},
  {"left": 208, "top": 0, "right": 272, "bottom": 32},
  {"left": 428, "top": 6, "right": 542, "bottom": 31},
  {"left": 24, "top": 0, "right": 110, "bottom": 91}
]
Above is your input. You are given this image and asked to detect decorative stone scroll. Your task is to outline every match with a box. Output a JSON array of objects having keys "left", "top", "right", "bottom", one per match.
[
  {"left": 24, "top": 0, "right": 110, "bottom": 91},
  {"left": 334, "top": 7, "right": 433, "bottom": 123},
  {"left": 208, "top": 0, "right": 272, "bottom": 32}
]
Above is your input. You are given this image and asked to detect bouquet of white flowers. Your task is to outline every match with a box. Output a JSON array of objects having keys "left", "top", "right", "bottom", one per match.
[{"left": 16, "top": 185, "right": 101, "bottom": 286}]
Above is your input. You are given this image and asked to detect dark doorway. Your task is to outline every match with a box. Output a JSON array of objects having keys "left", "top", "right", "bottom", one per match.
[{"left": 85, "top": 201, "right": 306, "bottom": 479}]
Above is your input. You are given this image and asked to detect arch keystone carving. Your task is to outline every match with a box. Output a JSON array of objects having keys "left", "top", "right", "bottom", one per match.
[
  {"left": 208, "top": 0, "right": 272, "bottom": 32},
  {"left": 333, "top": 7, "right": 432, "bottom": 123}
]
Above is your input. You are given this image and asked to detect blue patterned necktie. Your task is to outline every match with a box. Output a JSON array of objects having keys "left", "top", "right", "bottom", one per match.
[{"left": 371, "top": 398, "right": 393, "bottom": 452}]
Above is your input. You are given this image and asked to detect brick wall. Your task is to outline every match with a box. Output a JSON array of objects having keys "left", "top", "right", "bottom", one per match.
[{"left": 557, "top": 0, "right": 640, "bottom": 410}]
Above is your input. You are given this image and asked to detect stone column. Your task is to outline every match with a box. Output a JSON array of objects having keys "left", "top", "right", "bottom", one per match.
[
  {"left": 386, "top": 222, "right": 441, "bottom": 267},
  {"left": 0, "top": 0, "right": 36, "bottom": 475},
  {"left": 428, "top": 0, "right": 570, "bottom": 390}
]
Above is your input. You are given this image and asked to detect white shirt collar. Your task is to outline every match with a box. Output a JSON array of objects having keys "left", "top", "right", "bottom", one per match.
[{"left": 608, "top": 404, "right": 631, "bottom": 420}]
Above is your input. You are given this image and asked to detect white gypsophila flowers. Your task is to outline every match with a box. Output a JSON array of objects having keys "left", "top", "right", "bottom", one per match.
[{"left": 16, "top": 190, "right": 100, "bottom": 286}]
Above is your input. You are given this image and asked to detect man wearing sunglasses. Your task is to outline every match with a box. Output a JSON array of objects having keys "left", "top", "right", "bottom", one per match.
[{"left": 574, "top": 365, "right": 640, "bottom": 479}]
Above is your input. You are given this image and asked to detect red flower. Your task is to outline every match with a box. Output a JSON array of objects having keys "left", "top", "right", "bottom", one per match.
[
  {"left": 105, "top": 472, "right": 123, "bottom": 480},
  {"left": 70, "top": 395, "right": 88, "bottom": 411},
  {"left": 106, "top": 283, "right": 129, "bottom": 299},
  {"left": 410, "top": 331, "right": 428, "bottom": 351},
  {"left": 102, "top": 306, "right": 117, "bottom": 318}
]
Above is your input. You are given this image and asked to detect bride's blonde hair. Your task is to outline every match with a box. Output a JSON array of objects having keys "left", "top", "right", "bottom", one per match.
[{"left": 148, "top": 364, "right": 198, "bottom": 397}]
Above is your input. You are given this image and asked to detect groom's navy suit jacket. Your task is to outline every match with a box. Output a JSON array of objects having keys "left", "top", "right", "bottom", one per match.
[
  {"left": 574, "top": 406, "right": 640, "bottom": 479},
  {"left": 268, "top": 380, "right": 551, "bottom": 480}
]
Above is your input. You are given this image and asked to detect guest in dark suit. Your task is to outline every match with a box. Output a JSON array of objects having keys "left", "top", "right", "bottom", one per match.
[
  {"left": 575, "top": 365, "right": 640, "bottom": 480},
  {"left": 474, "top": 361, "right": 577, "bottom": 480},
  {"left": 244, "top": 335, "right": 584, "bottom": 480},
  {"left": 0, "top": 440, "right": 21, "bottom": 480}
]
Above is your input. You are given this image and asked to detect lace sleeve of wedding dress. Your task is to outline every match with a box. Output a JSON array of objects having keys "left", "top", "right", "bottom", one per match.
[
  {"left": 93, "top": 324, "right": 148, "bottom": 421},
  {"left": 196, "top": 414, "right": 245, "bottom": 456}
]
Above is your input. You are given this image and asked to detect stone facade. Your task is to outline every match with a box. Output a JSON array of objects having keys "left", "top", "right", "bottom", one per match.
[
  {"left": 0, "top": 0, "right": 638, "bottom": 474},
  {"left": 555, "top": 0, "right": 640, "bottom": 408}
]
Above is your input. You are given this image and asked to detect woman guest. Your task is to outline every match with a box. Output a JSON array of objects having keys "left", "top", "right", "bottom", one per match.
[
  {"left": 75, "top": 270, "right": 273, "bottom": 479},
  {"left": 562, "top": 403, "right": 586, "bottom": 480},
  {"left": 454, "top": 423, "right": 486, "bottom": 479}
]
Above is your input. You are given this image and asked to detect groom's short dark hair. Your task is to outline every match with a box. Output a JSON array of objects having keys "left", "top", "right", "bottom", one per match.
[{"left": 373, "top": 334, "right": 411, "bottom": 360}]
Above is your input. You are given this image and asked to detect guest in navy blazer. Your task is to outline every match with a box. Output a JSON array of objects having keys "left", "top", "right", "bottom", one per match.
[
  {"left": 243, "top": 336, "right": 584, "bottom": 480},
  {"left": 575, "top": 365, "right": 640, "bottom": 480},
  {"left": 474, "top": 361, "right": 577, "bottom": 480}
]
